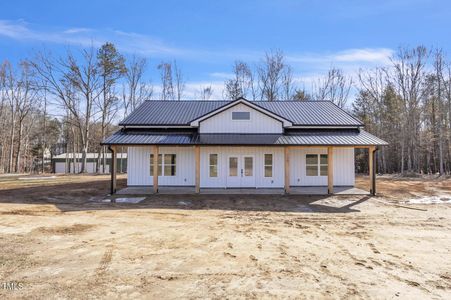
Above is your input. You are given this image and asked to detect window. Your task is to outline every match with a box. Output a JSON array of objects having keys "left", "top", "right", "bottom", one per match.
[
  {"left": 150, "top": 154, "right": 176, "bottom": 176},
  {"left": 306, "top": 154, "right": 328, "bottom": 176},
  {"left": 150, "top": 154, "right": 162, "bottom": 176},
  {"left": 264, "top": 154, "right": 273, "bottom": 177},
  {"left": 244, "top": 157, "right": 253, "bottom": 176},
  {"left": 232, "top": 111, "right": 250, "bottom": 120},
  {"left": 320, "top": 154, "right": 328, "bottom": 176},
  {"left": 229, "top": 157, "right": 238, "bottom": 176},
  {"left": 209, "top": 154, "right": 218, "bottom": 177}
]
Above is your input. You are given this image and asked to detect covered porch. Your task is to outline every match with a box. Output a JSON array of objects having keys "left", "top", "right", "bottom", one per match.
[{"left": 108, "top": 144, "right": 377, "bottom": 196}]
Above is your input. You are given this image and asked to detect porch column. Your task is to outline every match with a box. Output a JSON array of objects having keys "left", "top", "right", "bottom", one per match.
[
  {"left": 369, "top": 146, "right": 376, "bottom": 195},
  {"left": 284, "top": 146, "right": 290, "bottom": 193},
  {"left": 195, "top": 145, "right": 200, "bottom": 193},
  {"left": 328, "top": 146, "right": 333, "bottom": 194},
  {"left": 110, "top": 145, "right": 117, "bottom": 195},
  {"left": 153, "top": 145, "right": 159, "bottom": 193}
]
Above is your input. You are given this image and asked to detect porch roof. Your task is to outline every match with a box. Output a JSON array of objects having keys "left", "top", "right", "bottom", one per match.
[{"left": 102, "top": 129, "right": 388, "bottom": 146}]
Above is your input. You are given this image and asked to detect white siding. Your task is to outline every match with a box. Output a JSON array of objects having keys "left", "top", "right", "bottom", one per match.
[
  {"left": 332, "top": 148, "right": 355, "bottom": 186},
  {"left": 54, "top": 162, "right": 66, "bottom": 173},
  {"left": 127, "top": 146, "right": 195, "bottom": 186},
  {"left": 127, "top": 147, "right": 152, "bottom": 186},
  {"left": 290, "top": 148, "right": 328, "bottom": 186},
  {"left": 200, "top": 146, "right": 285, "bottom": 188},
  {"left": 199, "top": 103, "right": 283, "bottom": 134},
  {"left": 290, "top": 147, "right": 354, "bottom": 186},
  {"left": 55, "top": 162, "right": 109, "bottom": 173},
  {"left": 127, "top": 146, "right": 354, "bottom": 188}
]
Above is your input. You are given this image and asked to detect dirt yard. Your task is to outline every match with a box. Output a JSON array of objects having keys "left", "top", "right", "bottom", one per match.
[{"left": 0, "top": 174, "right": 450, "bottom": 299}]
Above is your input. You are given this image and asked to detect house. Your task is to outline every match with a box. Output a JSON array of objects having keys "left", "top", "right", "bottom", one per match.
[
  {"left": 52, "top": 153, "right": 127, "bottom": 174},
  {"left": 102, "top": 98, "right": 387, "bottom": 195}
]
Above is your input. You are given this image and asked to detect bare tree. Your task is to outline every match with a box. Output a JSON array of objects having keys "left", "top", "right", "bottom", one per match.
[
  {"left": 314, "top": 67, "right": 352, "bottom": 108},
  {"left": 173, "top": 60, "right": 185, "bottom": 101},
  {"left": 224, "top": 61, "right": 254, "bottom": 100},
  {"left": 388, "top": 46, "right": 429, "bottom": 173},
  {"left": 158, "top": 62, "right": 174, "bottom": 100},
  {"left": 122, "top": 56, "right": 153, "bottom": 116},
  {"left": 96, "top": 42, "right": 126, "bottom": 173},
  {"left": 31, "top": 47, "right": 102, "bottom": 173},
  {"left": 257, "top": 50, "right": 289, "bottom": 101},
  {"left": 199, "top": 86, "right": 213, "bottom": 100}
]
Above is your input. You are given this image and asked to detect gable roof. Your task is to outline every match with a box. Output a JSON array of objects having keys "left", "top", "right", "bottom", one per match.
[
  {"left": 189, "top": 98, "right": 293, "bottom": 127},
  {"left": 119, "top": 99, "right": 363, "bottom": 127}
]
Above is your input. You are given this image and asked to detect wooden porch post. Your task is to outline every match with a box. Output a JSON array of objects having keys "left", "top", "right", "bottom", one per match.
[
  {"left": 195, "top": 145, "right": 200, "bottom": 193},
  {"left": 110, "top": 145, "right": 117, "bottom": 195},
  {"left": 284, "top": 146, "right": 290, "bottom": 193},
  {"left": 328, "top": 146, "right": 333, "bottom": 194},
  {"left": 153, "top": 145, "right": 159, "bottom": 193},
  {"left": 369, "top": 146, "right": 376, "bottom": 195}
]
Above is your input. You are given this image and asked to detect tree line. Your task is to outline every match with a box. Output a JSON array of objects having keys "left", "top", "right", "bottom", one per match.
[{"left": 0, "top": 43, "right": 449, "bottom": 175}]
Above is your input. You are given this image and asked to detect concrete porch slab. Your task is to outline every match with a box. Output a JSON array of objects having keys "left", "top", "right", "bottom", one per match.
[
  {"left": 201, "top": 188, "right": 285, "bottom": 195},
  {"left": 116, "top": 186, "right": 369, "bottom": 195},
  {"left": 290, "top": 186, "right": 369, "bottom": 195}
]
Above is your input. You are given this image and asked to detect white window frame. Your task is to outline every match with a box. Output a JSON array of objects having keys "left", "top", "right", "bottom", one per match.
[
  {"left": 209, "top": 153, "right": 218, "bottom": 177},
  {"left": 306, "top": 154, "right": 328, "bottom": 177},
  {"left": 264, "top": 153, "right": 273, "bottom": 177},
  {"left": 150, "top": 153, "right": 176, "bottom": 176}
]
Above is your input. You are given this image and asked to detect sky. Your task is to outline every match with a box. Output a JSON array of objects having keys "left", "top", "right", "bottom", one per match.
[{"left": 1, "top": 0, "right": 451, "bottom": 100}]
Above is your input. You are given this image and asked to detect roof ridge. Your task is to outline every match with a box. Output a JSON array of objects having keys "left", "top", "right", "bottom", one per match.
[{"left": 143, "top": 99, "right": 334, "bottom": 103}]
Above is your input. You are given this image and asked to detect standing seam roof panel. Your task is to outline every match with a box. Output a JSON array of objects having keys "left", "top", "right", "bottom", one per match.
[{"left": 119, "top": 100, "right": 363, "bottom": 126}]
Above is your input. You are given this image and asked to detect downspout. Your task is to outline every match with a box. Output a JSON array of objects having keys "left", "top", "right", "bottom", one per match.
[
  {"left": 372, "top": 146, "right": 379, "bottom": 195},
  {"left": 108, "top": 145, "right": 116, "bottom": 195}
]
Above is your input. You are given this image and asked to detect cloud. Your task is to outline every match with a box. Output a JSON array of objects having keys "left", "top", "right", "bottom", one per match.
[
  {"left": 287, "top": 48, "right": 393, "bottom": 67},
  {"left": 0, "top": 19, "right": 182, "bottom": 57},
  {"left": 63, "top": 27, "right": 92, "bottom": 34},
  {"left": 209, "top": 72, "right": 234, "bottom": 79}
]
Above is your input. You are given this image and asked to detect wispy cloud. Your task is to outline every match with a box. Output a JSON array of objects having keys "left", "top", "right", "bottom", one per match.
[
  {"left": 0, "top": 19, "right": 182, "bottom": 57},
  {"left": 287, "top": 48, "right": 393, "bottom": 67}
]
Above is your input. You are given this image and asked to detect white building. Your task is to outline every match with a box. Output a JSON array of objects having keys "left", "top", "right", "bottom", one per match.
[
  {"left": 52, "top": 153, "right": 127, "bottom": 174},
  {"left": 103, "top": 98, "right": 387, "bottom": 194}
]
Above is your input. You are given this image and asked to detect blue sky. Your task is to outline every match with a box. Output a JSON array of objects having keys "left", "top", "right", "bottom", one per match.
[{"left": 1, "top": 0, "right": 450, "bottom": 99}]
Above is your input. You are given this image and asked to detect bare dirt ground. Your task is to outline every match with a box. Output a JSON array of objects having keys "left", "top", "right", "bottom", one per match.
[{"left": 0, "top": 174, "right": 450, "bottom": 299}]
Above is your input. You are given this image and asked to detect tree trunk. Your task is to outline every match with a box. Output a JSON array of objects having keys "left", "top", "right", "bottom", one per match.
[{"left": 14, "top": 120, "right": 23, "bottom": 173}]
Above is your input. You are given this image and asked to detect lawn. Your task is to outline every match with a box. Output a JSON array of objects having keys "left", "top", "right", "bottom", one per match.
[{"left": 0, "top": 174, "right": 450, "bottom": 299}]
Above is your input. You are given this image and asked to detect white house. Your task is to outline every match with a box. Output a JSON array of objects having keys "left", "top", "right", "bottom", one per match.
[{"left": 102, "top": 98, "right": 387, "bottom": 195}]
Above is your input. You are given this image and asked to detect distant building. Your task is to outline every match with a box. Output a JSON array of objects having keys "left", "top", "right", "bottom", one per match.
[{"left": 52, "top": 153, "right": 127, "bottom": 174}]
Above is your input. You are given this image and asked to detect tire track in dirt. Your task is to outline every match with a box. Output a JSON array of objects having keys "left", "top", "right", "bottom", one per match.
[{"left": 95, "top": 244, "right": 114, "bottom": 279}]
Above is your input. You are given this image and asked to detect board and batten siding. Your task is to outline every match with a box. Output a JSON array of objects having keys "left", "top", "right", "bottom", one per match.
[
  {"left": 199, "top": 103, "right": 283, "bottom": 134},
  {"left": 200, "top": 146, "right": 285, "bottom": 188},
  {"left": 289, "top": 147, "right": 355, "bottom": 186},
  {"left": 127, "top": 146, "right": 355, "bottom": 188},
  {"left": 127, "top": 146, "right": 195, "bottom": 186}
]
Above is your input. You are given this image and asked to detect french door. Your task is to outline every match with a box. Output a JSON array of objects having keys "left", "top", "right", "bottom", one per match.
[{"left": 226, "top": 155, "right": 255, "bottom": 188}]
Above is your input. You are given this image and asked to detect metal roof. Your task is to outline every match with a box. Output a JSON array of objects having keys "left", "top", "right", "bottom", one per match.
[
  {"left": 119, "top": 100, "right": 363, "bottom": 126},
  {"left": 53, "top": 153, "right": 127, "bottom": 159},
  {"left": 102, "top": 129, "right": 387, "bottom": 146}
]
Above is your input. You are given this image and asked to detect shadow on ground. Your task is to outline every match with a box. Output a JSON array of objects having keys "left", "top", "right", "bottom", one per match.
[{"left": 0, "top": 178, "right": 372, "bottom": 214}]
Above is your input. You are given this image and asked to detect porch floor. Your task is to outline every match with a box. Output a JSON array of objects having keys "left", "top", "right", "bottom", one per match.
[{"left": 115, "top": 186, "right": 369, "bottom": 195}]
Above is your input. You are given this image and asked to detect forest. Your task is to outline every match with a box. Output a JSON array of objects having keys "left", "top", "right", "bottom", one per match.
[{"left": 0, "top": 43, "right": 449, "bottom": 175}]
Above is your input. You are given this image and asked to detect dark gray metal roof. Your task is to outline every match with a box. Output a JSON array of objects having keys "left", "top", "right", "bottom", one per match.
[
  {"left": 102, "top": 129, "right": 387, "bottom": 146},
  {"left": 119, "top": 100, "right": 363, "bottom": 126}
]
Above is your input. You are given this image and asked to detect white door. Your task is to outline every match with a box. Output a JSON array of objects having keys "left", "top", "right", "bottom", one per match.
[{"left": 226, "top": 155, "right": 255, "bottom": 188}]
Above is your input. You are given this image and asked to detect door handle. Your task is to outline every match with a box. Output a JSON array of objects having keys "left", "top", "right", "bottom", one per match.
[{"left": 241, "top": 169, "right": 243, "bottom": 177}]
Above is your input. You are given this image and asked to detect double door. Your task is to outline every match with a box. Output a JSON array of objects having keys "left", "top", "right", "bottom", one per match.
[{"left": 226, "top": 155, "right": 255, "bottom": 188}]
